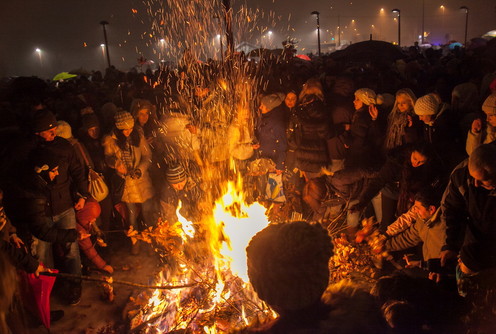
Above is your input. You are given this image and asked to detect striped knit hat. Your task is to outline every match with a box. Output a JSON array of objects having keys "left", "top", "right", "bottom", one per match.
[
  {"left": 166, "top": 163, "right": 186, "bottom": 184},
  {"left": 114, "top": 110, "right": 135, "bottom": 130}
]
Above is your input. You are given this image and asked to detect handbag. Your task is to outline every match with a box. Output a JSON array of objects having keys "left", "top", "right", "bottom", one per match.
[{"left": 76, "top": 142, "right": 109, "bottom": 202}]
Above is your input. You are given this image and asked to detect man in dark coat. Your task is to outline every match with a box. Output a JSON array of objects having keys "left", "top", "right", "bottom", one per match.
[
  {"left": 440, "top": 142, "right": 496, "bottom": 273},
  {"left": 12, "top": 109, "right": 88, "bottom": 305},
  {"left": 3, "top": 149, "right": 78, "bottom": 272}
]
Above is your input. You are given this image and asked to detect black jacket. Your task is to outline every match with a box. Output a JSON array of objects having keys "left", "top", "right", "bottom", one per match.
[
  {"left": 36, "top": 136, "right": 90, "bottom": 215},
  {"left": 288, "top": 97, "right": 330, "bottom": 173},
  {"left": 3, "top": 172, "right": 78, "bottom": 244},
  {"left": 441, "top": 159, "right": 496, "bottom": 270}
]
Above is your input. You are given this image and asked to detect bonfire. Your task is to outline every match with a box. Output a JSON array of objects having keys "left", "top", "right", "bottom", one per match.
[{"left": 124, "top": 180, "right": 277, "bottom": 333}]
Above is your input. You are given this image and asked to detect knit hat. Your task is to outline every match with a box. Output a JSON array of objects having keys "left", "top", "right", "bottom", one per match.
[
  {"left": 31, "top": 109, "right": 57, "bottom": 133},
  {"left": 261, "top": 93, "right": 284, "bottom": 112},
  {"left": 166, "top": 163, "right": 187, "bottom": 184},
  {"left": 247, "top": 221, "right": 333, "bottom": 312},
  {"left": 56, "top": 120, "right": 72, "bottom": 139},
  {"left": 482, "top": 94, "right": 496, "bottom": 115},
  {"left": 81, "top": 114, "right": 100, "bottom": 130},
  {"left": 414, "top": 94, "right": 440, "bottom": 116},
  {"left": 354, "top": 88, "right": 377, "bottom": 106},
  {"left": 76, "top": 199, "right": 101, "bottom": 224},
  {"left": 114, "top": 110, "right": 135, "bottom": 130}
]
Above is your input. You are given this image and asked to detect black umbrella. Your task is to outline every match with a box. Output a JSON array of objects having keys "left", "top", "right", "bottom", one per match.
[{"left": 330, "top": 40, "right": 405, "bottom": 63}]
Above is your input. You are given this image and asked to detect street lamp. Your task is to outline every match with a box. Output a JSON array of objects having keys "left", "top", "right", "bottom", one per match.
[
  {"left": 392, "top": 9, "right": 401, "bottom": 46},
  {"left": 460, "top": 6, "right": 469, "bottom": 45},
  {"left": 99, "top": 20, "right": 111, "bottom": 68},
  {"left": 311, "top": 11, "right": 321, "bottom": 56},
  {"left": 35, "top": 48, "right": 42, "bottom": 67}
]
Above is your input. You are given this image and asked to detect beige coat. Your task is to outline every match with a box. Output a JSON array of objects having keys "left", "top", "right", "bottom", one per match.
[{"left": 102, "top": 132, "right": 154, "bottom": 203}]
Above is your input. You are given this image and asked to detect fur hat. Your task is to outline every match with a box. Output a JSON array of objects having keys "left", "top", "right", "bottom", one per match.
[
  {"left": 114, "top": 110, "right": 134, "bottom": 130},
  {"left": 56, "top": 120, "right": 72, "bottom": 139},
  {"left": 31, "top": 109, "right": 57, "bottom": 133},
  {"left": 482, "top": 94, "right": 496, "bottom": 115},
  {"left": 261, "top": 93, "right": 284, "bottom": 112},
  {"left": 354, "top": 88, "right": 377, "bottom": 106},
  {"left": 166, "top": 163, "right": 186, "bottom": 184},
  {"left": 414, "top": 94, "right": 440, "bottom": 116},
  {"left": 76, "top": 199, "right": 101, "bottom": 223}
]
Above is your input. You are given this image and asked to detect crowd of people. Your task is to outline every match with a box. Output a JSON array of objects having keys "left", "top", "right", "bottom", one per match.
[{"left": 0, "top": 40, "right": 496, "bottom": 332}]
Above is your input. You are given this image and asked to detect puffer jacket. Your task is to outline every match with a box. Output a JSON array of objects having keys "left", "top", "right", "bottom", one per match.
[
  {"left": 102, "top": 131, "right": 154, "bottom": 203},
  {"left": 289, "top": 97, "right": 330, "bottom": 173}
]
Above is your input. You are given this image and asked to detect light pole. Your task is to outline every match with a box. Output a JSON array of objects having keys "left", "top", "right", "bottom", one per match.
[
  {"left": 311, "top": 11, "right": 321, "bottom": 56},
  {"left": 99, "top": 20, "right": 111, "bottom": 68},
  {"left": 392, "top": 9, "right": 401, "bottom": 46},
  {"left": 460, "top": 6, "right": 469, "bottom": 45},
  {"left": 421, "top": 0, "right": 425, "bottom": 44}
]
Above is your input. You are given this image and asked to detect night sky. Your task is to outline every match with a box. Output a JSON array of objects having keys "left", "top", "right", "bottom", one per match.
[{"left": 0, "top": 0, "right": 493, "bottom": 78}]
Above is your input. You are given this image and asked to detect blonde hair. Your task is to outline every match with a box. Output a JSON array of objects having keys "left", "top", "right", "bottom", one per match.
[{"left": 391, "top": 88, "right": 417, "bottom": 114}]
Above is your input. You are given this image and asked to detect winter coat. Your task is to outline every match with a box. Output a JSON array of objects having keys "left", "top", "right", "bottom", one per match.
[
  {"left": 256, "top": 105, "right": 288, "bottom": 171},
  {"left": 288, "top": 97, "right": 330, "bottom": 173},
  {"left": 158, "top": 112, "right": 201, "bottom": 163},
  {"left": 36, "top": 136, "right": 90, "bottom": 215},
  {"left": 3, "top": 172, "right": 78, "bottom": 245},
  {"left": 357, "top": 146, "right": 444, "bottom": 215},
  {"left": 386, "top": 207, "right": 446, "bottom": 262},
  {"left": 420, "top": 105, "right": 462, "bottom": 167},
  {"left": 324, "top": 168, "right": 377, "bottom": 202},
  {"left": 159, "top": 177, "right": 203, "bottom": 222},
  {"left": 466, "top": 126, "right": 496, "bottom": 156},
  {"left": 344, "top": 106, "right": 385, "bottom": 169},
  {"left": 79, "top": 134, "right": 108, "bottom": 174},
  {"left": 102, "top": 131, "right": 154, "bottom": 203},
  {"left": 326, "top": 94, "right": 354, "bottom": 160},
  {"left": 441, "top": 158, "right": 496, "bottom": 270}
]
